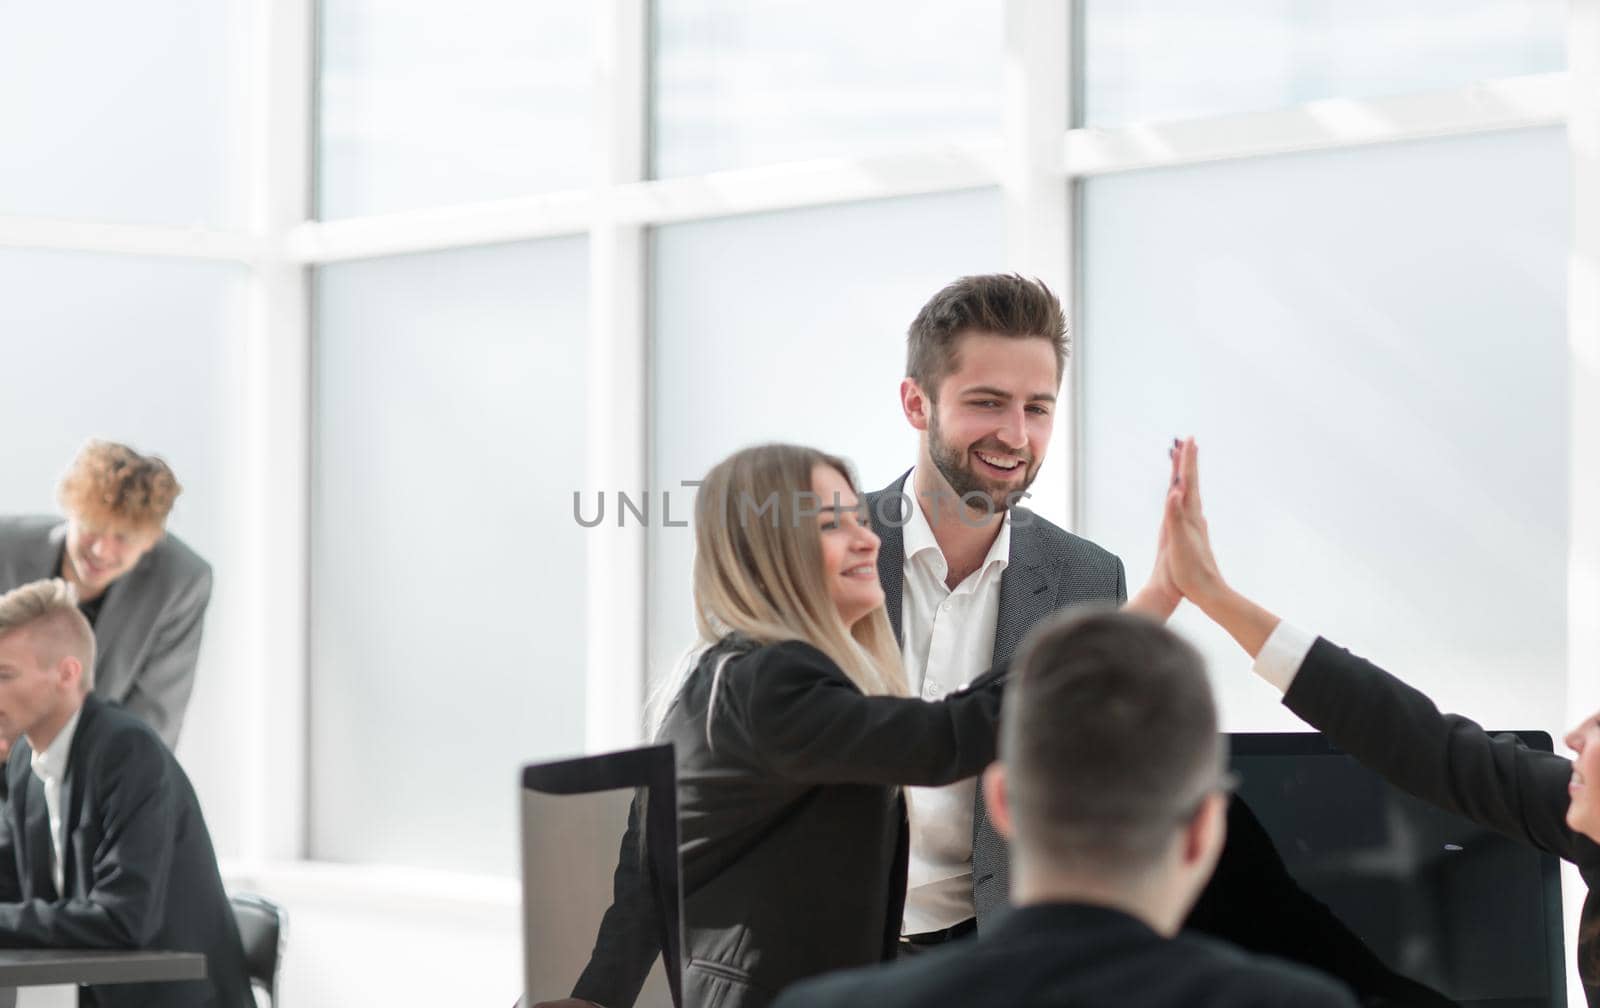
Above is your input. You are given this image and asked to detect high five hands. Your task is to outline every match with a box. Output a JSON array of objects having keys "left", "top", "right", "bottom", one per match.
[
  {"left": 1128, "top": 437, "right": 1281, "bottom": 658},
  {"left": 1124, "top": 436, "right": 1212, "bottom": 620},
  {"left": 1161, "top": 437, "right": 1224, "bottom": 607}
]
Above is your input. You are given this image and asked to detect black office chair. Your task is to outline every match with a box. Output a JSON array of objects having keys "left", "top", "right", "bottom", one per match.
[
  {"left": 230, "top": 891, "right": 287, "bottom": 1007},
  {"left": 520, "top": 744, "right": 683, "bottom": 1008}
]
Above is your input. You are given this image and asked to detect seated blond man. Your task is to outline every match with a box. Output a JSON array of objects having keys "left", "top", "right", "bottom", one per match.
[
  {"left": 0, "top": 440, "right": 211, "bottom": 749},
  {"left": 0, "top": 579, "right": 248, "bottom": 1008}
]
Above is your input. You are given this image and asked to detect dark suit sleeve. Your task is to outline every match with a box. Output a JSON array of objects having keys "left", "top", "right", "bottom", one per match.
[
  {"left": 0, "top": 791, "right": 20, "bottom": 905},
  {"left": 122, "top": 564, "right": 211, "bottom": 749},
  {"left": 0, "top": 734, "right": 180, "bottom": 948},
  {"left": 1228, "top": 968, "right": 1362, "bottom": 1008},
  {"left": 1284, "top": 637, "right": 1583, "bottom": 863},
  {"left": 770, "top": 965, "right": 873, "bottom": 1008},
  {"left": 727, "top": 642, "right": 1001, "bottom": 786},
  {"left": 570, "top": 798, "right": 660, "bottom": 1008}
]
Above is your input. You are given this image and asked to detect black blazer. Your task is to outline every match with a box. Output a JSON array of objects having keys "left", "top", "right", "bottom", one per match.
[
  {"left": 0, "top": 695, "right": 250, "bottom": 1008},
  {"left": 771, "top": 902, "right": 1360, "bottom": 1008},
  {"left": 576, "top": 638, "right": 1003, "bottom": 1008},
  {"left": 1282, "top": 637, "right": 1600, "bottom": 1007}
]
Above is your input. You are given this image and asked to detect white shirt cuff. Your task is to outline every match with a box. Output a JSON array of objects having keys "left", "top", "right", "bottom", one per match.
[{"left": 1252, "top": 620, "right": 1317, "bottom": 694}]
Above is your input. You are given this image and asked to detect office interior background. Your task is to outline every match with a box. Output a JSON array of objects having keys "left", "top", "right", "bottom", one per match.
[{"left": 2, "top": 0, "right": 1598, "bottom": 1003}]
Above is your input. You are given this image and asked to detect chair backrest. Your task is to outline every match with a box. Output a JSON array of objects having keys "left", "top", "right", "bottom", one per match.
[
  {"left": 521, "top": 744, "right": 683, "bottom": 1008},
  {"left": 230, "top": 891, "right": 287, "bottom": 1006}
]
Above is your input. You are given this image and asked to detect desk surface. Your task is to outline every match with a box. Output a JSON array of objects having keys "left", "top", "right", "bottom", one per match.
[{"left": 0, "top": 949, "right": 206, "bottom": 988}]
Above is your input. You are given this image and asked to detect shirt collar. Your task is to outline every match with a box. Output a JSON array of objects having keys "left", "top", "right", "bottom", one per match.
[
  {"left": 30, "top": 707, "right": 82, "bottom": 785},
  {"left": 902, "top": 466, "right": 1012, "bottom": 580}
]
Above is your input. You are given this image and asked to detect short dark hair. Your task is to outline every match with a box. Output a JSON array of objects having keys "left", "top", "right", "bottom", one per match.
[
  {"left": 1001, "top": 608, "right": 1222, "bottom": 877},
  {"left": 906, "top": 274, "right": 1068, "bottom": 396}
]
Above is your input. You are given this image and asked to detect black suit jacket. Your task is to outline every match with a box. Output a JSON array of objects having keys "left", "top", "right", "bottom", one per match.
[
  {"left": 0, "top": 517, "right": 212, "bottom": 747},
  {"left": 575, "top": 638, "right": 1003, "bottom": 1008},
  {"left": 771, "top": 902, "right": 1360, "bottom": 1008},
  {"left": 1283, "top": 636, "right": 1600, "bottom": 1007},
  {"left": 0, "top": 695, "right": 250, "bottom": 1008}
]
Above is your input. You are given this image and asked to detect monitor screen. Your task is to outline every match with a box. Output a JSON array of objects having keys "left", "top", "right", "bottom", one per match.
[{"left": 1230, "top": 732, "right": 1566, "bottom": 1008}]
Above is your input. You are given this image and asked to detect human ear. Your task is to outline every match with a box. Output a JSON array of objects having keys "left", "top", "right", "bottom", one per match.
[
  {"left": 901, "top": 378, "right": 933, "bottom": 433},
  {"left": 981, "top": 763, "right": 1012, "bottom": 841},
  {"left": 1182, "top": 792, "right": 1228, "bottom": 874}
]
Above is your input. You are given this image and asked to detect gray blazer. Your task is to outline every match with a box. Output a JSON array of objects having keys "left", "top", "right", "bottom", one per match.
[
  {"left": 0, "top": 516, "right": 211, "bottom": 749},
  {"left": 865, "top": 472, "right": 1127, "bottom": 925}
]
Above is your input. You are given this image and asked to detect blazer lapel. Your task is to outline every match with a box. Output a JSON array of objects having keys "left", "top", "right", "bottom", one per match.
[
  {"left": 869, "top": 471, "right": 912, "bottom": 646},
  {"left": 20, "top": 771, "right": 55, "bottom": 901},
  {"left": 57, "top": 699, "right": 97, "bottom": 895},
  {"left": 989, "top": 509, "right": 1058, "bottom": 675},
  {"left": 88, "top": 578, "right": 139, "bottom": 702}
]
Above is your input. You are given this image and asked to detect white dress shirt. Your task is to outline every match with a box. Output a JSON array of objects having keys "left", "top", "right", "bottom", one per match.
[
  {"left": 30, "top": 707, "right": 82, "bottom": 895},
  {"left": 898, "top": 469, "right": 1011, "bottom": 934},
  {"left": 1251, "top": 620, "right": 1318, "bottom": 694}
]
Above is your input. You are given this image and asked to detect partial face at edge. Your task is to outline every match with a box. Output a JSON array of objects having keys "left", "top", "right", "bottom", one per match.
[
  {"left": 809, "top": 464, "right": 884, "bottom": 630},
  {"left": 0, "top": 629, "right": 74, "bottom": 743},
  {"left": 920, "top": 332, "right": 1058, "bottom": 512},
  {"left": 1564, "top": 713, "right": 1600, "bottom": 841}
]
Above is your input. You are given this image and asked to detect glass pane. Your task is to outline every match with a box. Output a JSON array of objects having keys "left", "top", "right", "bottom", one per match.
[
  {"left": 317, "top": 0, "right": 593, "bottom": 218},
  {"left": 0, "top": 249, "right": 245, "bottom": 850},
  {"left": 653, "top": 0, "right": 1002, "bottom": 178},
  {"left": 1082, "top": 1, "right": 1566, "bottom": 127},
  {"left": 648, "top": 189, "right": 1003, "bottom": 683},
  {"left": 312, "top": 237, "right": 589, "bottom": 875},
  {"left": 1080, "top": 128, "right": 1568, "bottom": 733},
  {"left": 0, "top": 1, "right": 240, "bottom": 225}
]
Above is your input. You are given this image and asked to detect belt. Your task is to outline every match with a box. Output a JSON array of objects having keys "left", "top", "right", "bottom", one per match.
[{"left": 900, "top": 916, "right": 977, "bottom": 946}]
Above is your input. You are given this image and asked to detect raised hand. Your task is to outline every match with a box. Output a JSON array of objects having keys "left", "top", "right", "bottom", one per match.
[
  {"left": 1161, "top": 437, "right": 1282, "bottom": 658},
  {"left": 1122, "top": 439, "right": 1185, "bottom": 620},
  {"left": 1162, "top": 437, "right": 1225, "bottom": 605}
]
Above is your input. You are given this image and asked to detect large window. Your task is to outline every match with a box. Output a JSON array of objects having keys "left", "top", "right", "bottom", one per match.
[
  {"left": 653, "top": 0, "right": 1003, "bottom": 178},
  {"left": 1082, "top": 0, "right": 1565, "bottom": 126},
  {"left": 0, "top": 1, "right": 242, "bottom": 225},
  {"left": 311, "top": 238, "right": 589, "bottom": 875},
  {"left": 317, "top": 0, "right": 593, "bottom": 216},
  {"left": 1079, "top": 127, "right": 1570, "bottom": 732}
]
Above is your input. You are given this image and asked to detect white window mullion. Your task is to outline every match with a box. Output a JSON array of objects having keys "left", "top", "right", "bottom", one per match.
[
  {"left": 1564, "top": 5, "right": 1600, "bottom": 998},
  {"left": 585, "top": 0, "right": 650, "bottom": 752},
  {"left": 235, "top": 0, "right": 314, "bottom": 862},
  {"left": 1065, "top": 73, "right": 1568, "bottom": 177},
  {"left": 1004, "top": 0, "right": 1075, "bottom": 527},
  {"left": 1568, "top": 0, "right": 1600, "bottom": 732}
]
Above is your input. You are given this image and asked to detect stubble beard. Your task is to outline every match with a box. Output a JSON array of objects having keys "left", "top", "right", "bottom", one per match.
[{"left": 926, "top": 408, "right": 1037, "bottom": 515}]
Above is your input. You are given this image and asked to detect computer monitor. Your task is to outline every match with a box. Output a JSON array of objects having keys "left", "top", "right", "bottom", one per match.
[
  {"left": 520, "top": 744, "right": 683, "bottom": 1008},
  {"left": 1230, "top": 731, "right": 1566, "bottom": 1008}
]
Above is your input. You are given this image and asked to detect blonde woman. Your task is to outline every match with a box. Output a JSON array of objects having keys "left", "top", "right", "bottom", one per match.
[{"left": 559, "top": 443, "right": 1175, "bottom": 1008}]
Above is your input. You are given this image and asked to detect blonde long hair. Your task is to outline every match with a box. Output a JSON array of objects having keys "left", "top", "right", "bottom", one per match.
[{"left": 692, "top": 444, "right": 907, "bottom": 701}]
